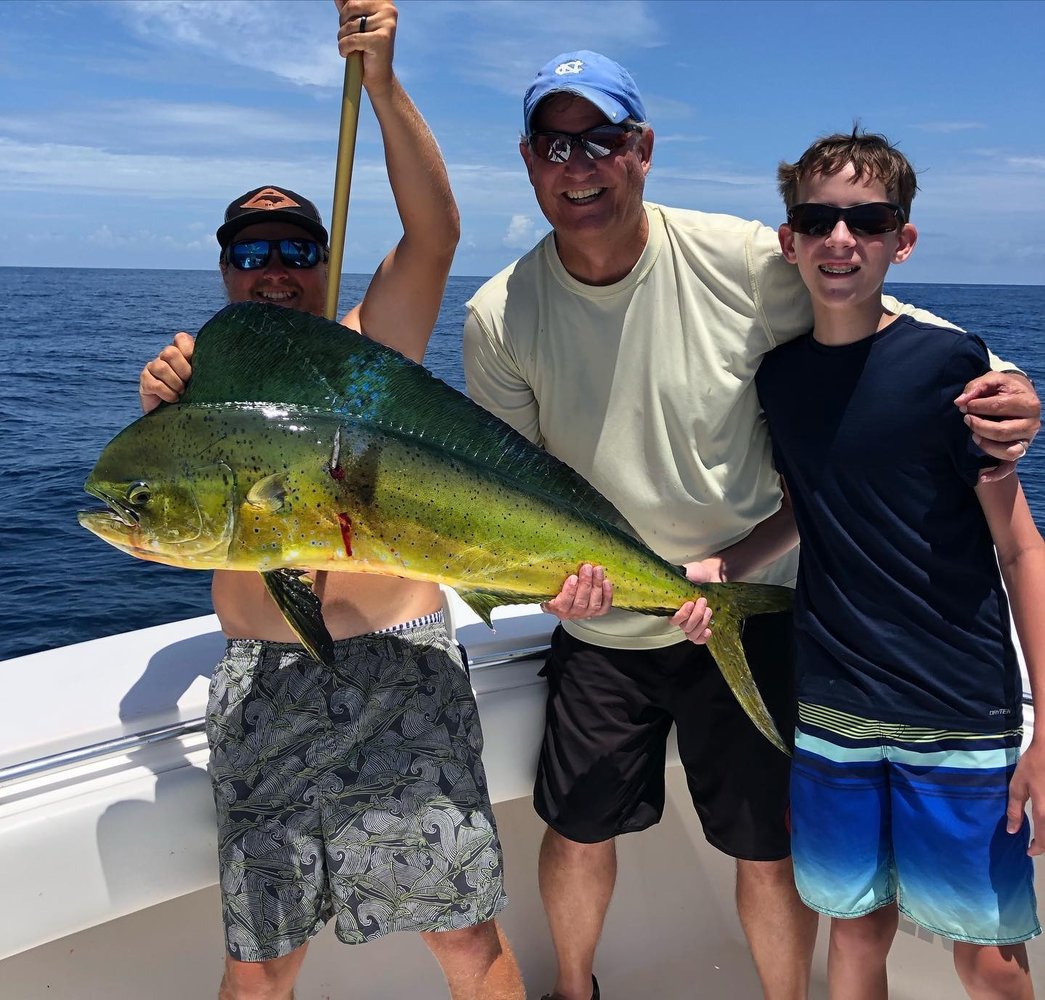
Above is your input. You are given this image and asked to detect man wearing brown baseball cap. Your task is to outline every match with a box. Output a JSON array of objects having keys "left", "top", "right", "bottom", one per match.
[{"left": 138, "top": 4, "right": 523, "bottom": 998}]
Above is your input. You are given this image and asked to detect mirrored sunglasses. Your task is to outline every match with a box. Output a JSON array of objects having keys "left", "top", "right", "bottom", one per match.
[
  {"left": 787, "top": 202, "right": 904, "bottom": 237},
  {"left": 227, "top": 238, "right": 325, "bottom": 271},
  {"left": 527, "top": 124, "right": 642, "bottom": 164}
]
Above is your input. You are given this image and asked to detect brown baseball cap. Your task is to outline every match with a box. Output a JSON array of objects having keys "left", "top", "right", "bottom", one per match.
[{"left": 216, "top": 185, "right": 329, "bottom": 248}]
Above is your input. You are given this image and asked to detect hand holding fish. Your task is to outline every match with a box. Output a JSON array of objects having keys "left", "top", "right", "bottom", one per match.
[
  {"left": 539, "top": 563, "right": 613, "bottom": 620},
  {"left": 1006, "top": 737, "right": 1045, "bottom": 857},
  {"left": 672, "top": 597, "right": 713, "bottom": 645},
  {"left": 672, "top": 558, "right": 722, "bottom": 644},
  {"left": 139, "top": 332, "right": 194, "bottom": 414}
]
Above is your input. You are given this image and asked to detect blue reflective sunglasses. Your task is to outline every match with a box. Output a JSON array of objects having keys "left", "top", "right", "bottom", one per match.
[
  {"left": 226, "top": 238, "right": 326, "bottom": 271},
  {"left": 527, "top": 124, "right": 642, "bottom": 164}
]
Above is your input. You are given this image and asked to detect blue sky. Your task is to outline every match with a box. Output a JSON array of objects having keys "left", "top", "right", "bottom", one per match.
[{"left": 3, "top": 0, "right": 1043, "bottom": 284}]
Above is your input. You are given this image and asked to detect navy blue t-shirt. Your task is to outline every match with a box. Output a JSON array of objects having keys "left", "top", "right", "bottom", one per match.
[{"left": 755, "top": 316, "right": 1021, "bottom": 731}]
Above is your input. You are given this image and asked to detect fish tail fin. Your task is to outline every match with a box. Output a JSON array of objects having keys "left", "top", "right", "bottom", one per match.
[{"left": 703, "top": 582, "right": 793, "bottom": 756}]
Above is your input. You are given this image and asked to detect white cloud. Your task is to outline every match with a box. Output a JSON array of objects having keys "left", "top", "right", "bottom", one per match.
[
  {"left": 654, "top": 167, "right": 770, "bottom": 189},
  {"left": 503, "top": 213, "right": 543, "bottom": 249},
  {"left": 409, "top": 0, "right": 663, "bottom": 97},
  {"left": 654, "top": 134, "right": 711, "bottom": 145},
  {"left": 117, "top": 0, "right": 343, "bottom": 88},
  {"left": 1008, "top": 156, "right": 1045, "bottom": 172},
  {"left": 0, "top": 136, "right": 388, "bottom": 201},
  {"left": 911, "top": 121, "right": 985, "bottom": 134},
  {"left": 642, "top": 96, "right": 697, "bottom": 124},
  {"left": 86, "top": 224, "right": 216, "bottom": 252},
  {"left": 0, "top": 101, "right": 334, "bottom": 155}
]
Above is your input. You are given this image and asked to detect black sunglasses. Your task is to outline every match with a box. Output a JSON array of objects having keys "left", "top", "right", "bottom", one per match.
[
  {"left": 226, "top": 238, "right": 326, "bottom": 271},
  {"left": 787, "top": 202, "right": 905, "bottom": 237},
  {"left": 527, "top": 124, "right": 642, "bottom": 164}
]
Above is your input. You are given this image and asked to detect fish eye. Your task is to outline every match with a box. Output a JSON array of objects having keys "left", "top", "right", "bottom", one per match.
[{"left": 127, "top": 482, "right": 152, "bottom": 506}]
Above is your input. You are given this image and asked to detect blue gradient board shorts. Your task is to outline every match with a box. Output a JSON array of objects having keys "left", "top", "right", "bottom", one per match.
[
  {"left": 206, "top": 615, "right": 507, "bottom": 962},
  {"left": 791, "top": 703, "right": 1040, "bottom": 945}
]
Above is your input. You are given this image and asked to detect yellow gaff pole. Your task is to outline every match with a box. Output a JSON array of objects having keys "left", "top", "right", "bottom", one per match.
[{"left": 324, "top": 52, "right": 364, "bottom": 322}]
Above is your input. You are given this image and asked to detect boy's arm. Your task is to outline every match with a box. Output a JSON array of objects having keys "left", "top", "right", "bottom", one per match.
[
  {"left": 673, "top": 481, "right": 799, "bottom": 643},
  {"left": 882, "top": 294, "right": 1040, "bottom": 477},
  {"left": 956, "top": 372, "right": 1040, "bottom": 484},
  {"left": 978, "top": 476, "right": 1045, "bottom": 855},
  {"left": 336, "top": 0, "right": 459, "bottom": 362}
]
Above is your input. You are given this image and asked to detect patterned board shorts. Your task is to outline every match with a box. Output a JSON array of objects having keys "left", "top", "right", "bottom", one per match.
[
  {"left": 206, "top": 616, "right": 508, "bottom": 962},
  {"left": 792, "top": 703, "right": 1041, "bottom": 946}
]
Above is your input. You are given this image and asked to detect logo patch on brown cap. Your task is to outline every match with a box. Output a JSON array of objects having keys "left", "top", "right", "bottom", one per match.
[{"left": 240, "top": 188, "right": 302, "bottom": 211}]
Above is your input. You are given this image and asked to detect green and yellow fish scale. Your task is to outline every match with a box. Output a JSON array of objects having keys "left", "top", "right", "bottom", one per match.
[{"left": 79, "top": 303, "right": 792, "bottom": 753}]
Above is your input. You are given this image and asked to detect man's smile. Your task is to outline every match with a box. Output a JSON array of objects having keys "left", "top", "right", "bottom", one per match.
[{"left": 564, "top": 187, "right": 604, "bottom": 205}]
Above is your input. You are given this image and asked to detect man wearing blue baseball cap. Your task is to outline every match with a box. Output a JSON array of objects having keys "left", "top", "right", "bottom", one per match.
[{"left": 464, "top": 50, "right": 1040, "bottom": 1000}]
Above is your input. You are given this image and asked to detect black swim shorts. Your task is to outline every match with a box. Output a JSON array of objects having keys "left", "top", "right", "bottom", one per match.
[
  {"left": 206, "top": 617, "right": 507, "bottom": 962},
  {"left": 534, "top": 611, "right": 795, "bottom": 860}
]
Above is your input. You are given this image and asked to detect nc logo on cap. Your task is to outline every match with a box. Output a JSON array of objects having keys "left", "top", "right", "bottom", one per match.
[{"left": 554, "top": 60, "right": 584, "bottom": 76}]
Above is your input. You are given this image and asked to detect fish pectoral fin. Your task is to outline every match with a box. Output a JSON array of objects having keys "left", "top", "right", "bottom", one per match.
[
  {"left": 246, "top": 473, "right": 289, "bottom": 513},
  {"left": 261, "top": 569, "right": 335, "bottom": 667},
  {"left": 456, "top": 587, "right": 541, "bottom": 630},
  {"left": 704, "top": 611, "right": 789, "bottom": 757},
  {"left": 456, "top": 590, "right": 503, "bottom": 629}
]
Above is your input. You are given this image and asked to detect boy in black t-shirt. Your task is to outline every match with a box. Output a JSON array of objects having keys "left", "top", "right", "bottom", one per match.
[{"left": 680, "top": 129, "right": 1045, "bottom": 999}]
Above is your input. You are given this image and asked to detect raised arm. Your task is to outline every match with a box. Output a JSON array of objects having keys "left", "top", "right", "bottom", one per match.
[{"left": 335, "top": 0, "right": 459, "bottom": 362}]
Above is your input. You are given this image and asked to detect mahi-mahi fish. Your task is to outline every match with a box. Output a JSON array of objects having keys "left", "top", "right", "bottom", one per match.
[{"left": 79, "top": 302, "right": 793, "bottom": 752}]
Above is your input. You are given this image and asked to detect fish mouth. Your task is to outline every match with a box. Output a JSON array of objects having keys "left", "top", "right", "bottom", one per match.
[
  {"left": 78, "top": 482, "right": 154, "bottom": 558},
  {"left": 77, "top": 507, "right": 141, "bottom": 556},
  {"left": 81, "top": 483, "right": 140, "bottom": 527},
  {"left": 77, "top": 502, "right": 175, "bottom": 563}
]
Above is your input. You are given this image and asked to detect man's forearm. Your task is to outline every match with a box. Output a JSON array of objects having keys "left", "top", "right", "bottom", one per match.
[{"left": 369, "top": 77, "right": 459, "bottom": 257}]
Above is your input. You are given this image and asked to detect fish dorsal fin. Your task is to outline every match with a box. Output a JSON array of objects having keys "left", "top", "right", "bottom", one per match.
[{"left": 183, "top": 302, "right": 634, "bottom": 533}]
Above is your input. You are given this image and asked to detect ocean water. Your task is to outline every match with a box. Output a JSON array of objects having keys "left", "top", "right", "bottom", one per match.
[{"left": 1, "top": 269, "right": 1042, "bottom": 662}]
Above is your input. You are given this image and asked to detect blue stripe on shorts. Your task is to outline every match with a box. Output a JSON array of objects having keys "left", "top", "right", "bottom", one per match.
[{"left": 791, "top": 703, "right": 1041, "bottom": 945}]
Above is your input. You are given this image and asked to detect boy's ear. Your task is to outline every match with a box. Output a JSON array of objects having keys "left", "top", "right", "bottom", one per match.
[
  {"left": 778, "top": 224, "right": 798, "bottom": 263},
  {"left": 893, "top": 223, "right": 918, "bottom": 264}
]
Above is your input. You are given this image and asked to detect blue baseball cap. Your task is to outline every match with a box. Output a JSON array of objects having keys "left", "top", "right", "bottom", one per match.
[{"left": 523, "top": 51, "right": 647, "bottom": 135}]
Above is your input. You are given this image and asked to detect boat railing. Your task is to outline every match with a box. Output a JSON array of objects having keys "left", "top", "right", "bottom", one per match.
[{"left": 0, "top": 642, "right": 551, "bottom": 788}]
